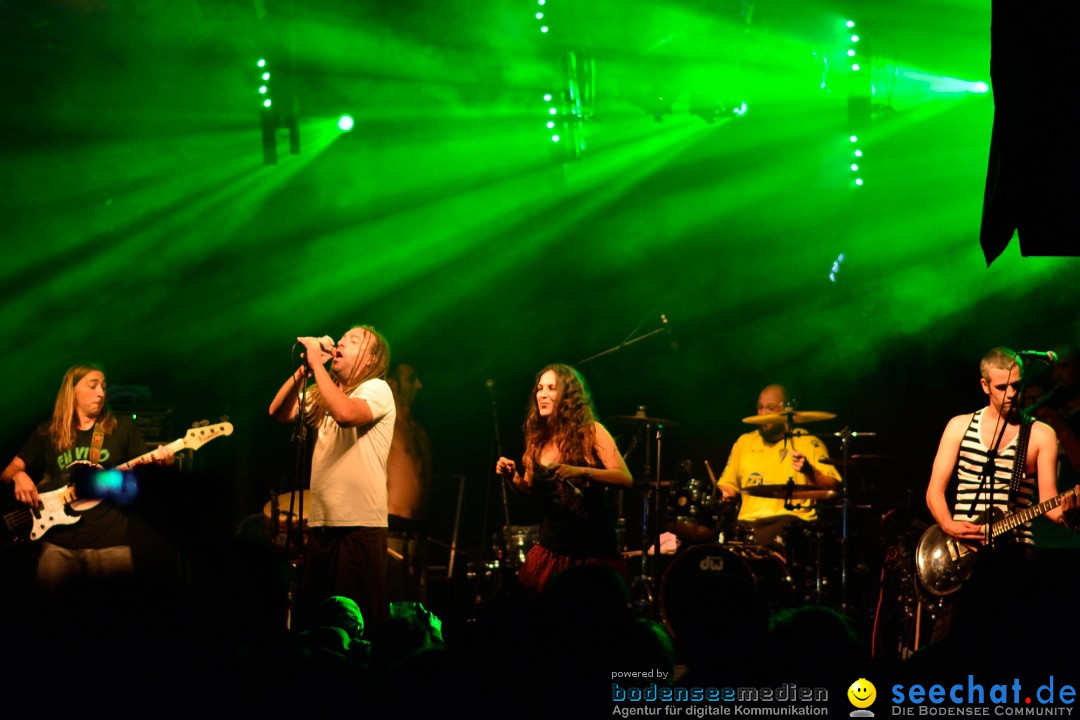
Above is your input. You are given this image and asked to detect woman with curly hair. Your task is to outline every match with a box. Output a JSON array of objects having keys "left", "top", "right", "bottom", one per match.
[{"left": 496, "top": 363, "right": 632, "bottom": 592}]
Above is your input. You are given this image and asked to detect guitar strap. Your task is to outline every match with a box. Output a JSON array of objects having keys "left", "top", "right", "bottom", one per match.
[
  {"left": 1006, "top": 419, "right": 1033, "bottom": 513},
  {"left": 89, "top": 422, "right": 105, "bottom": 466}
]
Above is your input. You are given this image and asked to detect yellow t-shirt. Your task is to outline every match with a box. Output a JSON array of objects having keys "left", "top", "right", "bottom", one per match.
[{"left": 717, "top": 429, "right": 841, "bottom": 522}]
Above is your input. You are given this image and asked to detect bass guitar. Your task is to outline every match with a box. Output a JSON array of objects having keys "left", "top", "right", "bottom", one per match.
[
  {"left": 1, "top": 422, "right": 233, "bottom": 544},
  {"left": 915, "top": 486, "right": 1078, "bottom": 596}
]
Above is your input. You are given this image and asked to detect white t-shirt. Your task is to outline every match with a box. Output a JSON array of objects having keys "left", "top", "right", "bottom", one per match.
[{"left": 308, "top": 378, "right": 396, "bottom": 527}]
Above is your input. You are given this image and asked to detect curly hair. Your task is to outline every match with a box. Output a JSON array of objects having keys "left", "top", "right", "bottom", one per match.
[
  {"left": 522, "top": 363, "right": 599, "bottom": 477},
  {"left": 304, "top": 325, "right": 391, "bottom": 426},
  {"left": 49, "top": 363, "right": 116, "bottom": 451}
]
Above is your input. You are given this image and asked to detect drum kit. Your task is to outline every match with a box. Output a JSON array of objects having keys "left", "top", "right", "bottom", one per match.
[{"left": 607, "top": 404, "right": 877, "bottom": 639}]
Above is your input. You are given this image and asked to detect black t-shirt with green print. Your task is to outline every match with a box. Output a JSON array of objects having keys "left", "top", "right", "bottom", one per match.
[{"left": 18, "top": 415, "right": 146, "bottom": 549}]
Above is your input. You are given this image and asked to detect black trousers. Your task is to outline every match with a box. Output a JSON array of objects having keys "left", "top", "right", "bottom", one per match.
[{"left": 299, "top": 526, "right": 388, "bottom": 631}]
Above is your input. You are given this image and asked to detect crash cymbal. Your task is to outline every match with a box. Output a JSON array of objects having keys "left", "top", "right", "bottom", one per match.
[
  {"left": 609, "top": 413, "right": 680, "bottom": 427},
  {"left": 742, "top": 410, "right": 836, "bottom": 426},
  {"left": 741, "top": 484, "right": 838, "bottom": 501}
]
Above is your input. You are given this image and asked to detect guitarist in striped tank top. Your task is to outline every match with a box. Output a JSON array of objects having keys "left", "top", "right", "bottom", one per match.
[{"left": 926, "top": 347, "right": 1078, "bottom": 562}]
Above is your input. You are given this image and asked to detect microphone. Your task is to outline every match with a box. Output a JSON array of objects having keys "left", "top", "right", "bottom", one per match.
[
  {"left": 1018, "top": 350, "right": 1058, "bottom": 364},
  {"left": 660, "top": 313, "right": 679, "bottom": 351},
  {"left": 297, "top": 336, "right": 336, "bottom": 362}
]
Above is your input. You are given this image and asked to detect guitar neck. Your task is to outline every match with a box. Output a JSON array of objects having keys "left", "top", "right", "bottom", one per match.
[
  {"left": 115, "top": 438, "right": 185, "bottom": 471},
  {"left": 992, "top": 489, "right": 1073, "bottom": 537}
]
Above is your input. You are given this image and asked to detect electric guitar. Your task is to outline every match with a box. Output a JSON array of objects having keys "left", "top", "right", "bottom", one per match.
[
  {"left": 915, "top": 486, "right": 1078, "bottom": 596},
  {"left": 1, "top": 422, "right": 233, "bottom": 544}
]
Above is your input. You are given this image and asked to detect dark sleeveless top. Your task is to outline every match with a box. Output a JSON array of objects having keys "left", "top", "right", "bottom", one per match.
[{"left": 531, "top": 456, "right": 617, "bottom": 558}]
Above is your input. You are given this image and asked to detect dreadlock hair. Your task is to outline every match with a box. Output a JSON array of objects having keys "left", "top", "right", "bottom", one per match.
[
  {"left": 522, "top": 363, "right": 600, "bottom": 478},
  {"left": 48, "top": 363, "right": 116, "bottom": 451},
  {"left": 303, "top": 325, "right": 391, "bottom": 426}
]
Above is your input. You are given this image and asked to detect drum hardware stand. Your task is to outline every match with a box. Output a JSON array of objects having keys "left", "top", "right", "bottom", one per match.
[
  {"left": 832, "top": 426, "right": 876, "bottom": 611},
  {"left": 624, "top": 409, "right": 669, "bottom": 616}
]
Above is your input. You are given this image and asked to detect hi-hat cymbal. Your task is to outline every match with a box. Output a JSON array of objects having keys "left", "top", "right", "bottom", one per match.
[
  {"left": 742, "top": 410, "right": 836, "bottom": 426},
  {"left": 820, "top": 454, "right": 892, "bottom": 467},
  {"left": 609, "top": 413, "right": 680, "bottom": 427},
  {"left": 741, "top": 484, "right": 838, "bottom": 501},
  {"left": 633, "top": 479, "right": 674, "bottom": 489}
]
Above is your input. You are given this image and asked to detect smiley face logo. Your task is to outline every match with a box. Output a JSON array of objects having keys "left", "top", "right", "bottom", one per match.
[{"left": 847, "top": 678, "right": 876, "bottom": 709}]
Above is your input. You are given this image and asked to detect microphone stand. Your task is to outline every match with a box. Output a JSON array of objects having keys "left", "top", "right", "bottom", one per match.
[
  {"left": 481, "top": 381, "right": 511, "bottom": 595},
  {"left": 577, "top": 327, "right": 667, "bottom": 366},
  {"left": 574, "top": 319, "right": 672, "bottom": 614},
  {"left": 488, "top": 382, "right": 511, "bottom": 530},
  {"left": 283, "top": 358, "right": 312, "bottom": 630}
]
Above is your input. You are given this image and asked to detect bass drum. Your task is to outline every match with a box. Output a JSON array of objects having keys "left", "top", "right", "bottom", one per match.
[{"left": 659, "top": 544, "right": 794, "bottom": 641}]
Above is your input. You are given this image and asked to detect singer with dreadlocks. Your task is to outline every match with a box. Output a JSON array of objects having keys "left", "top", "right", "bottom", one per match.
[
  {"left": 495, "top": 364, "right": 632, "bottom": 592},
  {"left": 270, "top": 325, "right": 395, "bottom": 626}
]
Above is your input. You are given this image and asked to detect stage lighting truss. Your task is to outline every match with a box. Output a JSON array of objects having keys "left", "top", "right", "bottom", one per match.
[
  {"left": 257, "top": 55, "right": 299, "bottom": 165},
  {"left": 544, "top": 50, "right": 594, "bottom": 160},
  {"left": 844, "top": 21, "right": 869, "bottom": 189}
]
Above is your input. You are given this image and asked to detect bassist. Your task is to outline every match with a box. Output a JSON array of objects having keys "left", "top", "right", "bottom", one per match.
[{"left": 0, "top": 363, "right": 172, "bottom": 589}]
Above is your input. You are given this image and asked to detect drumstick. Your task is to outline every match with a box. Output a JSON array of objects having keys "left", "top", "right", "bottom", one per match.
[{"left": 704, "top": 460, "right": 719, "bottom": 499}]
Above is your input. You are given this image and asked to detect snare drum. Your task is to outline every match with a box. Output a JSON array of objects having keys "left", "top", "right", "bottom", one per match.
[
  {"left": 263, "top": 490, "right": 310, "bottom": 534},
  {"left": 659, "top": 543, "right": 794, "bottom": 640}
]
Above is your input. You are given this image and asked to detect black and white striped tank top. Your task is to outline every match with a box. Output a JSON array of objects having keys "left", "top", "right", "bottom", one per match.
[{"left": 954, "top": 407, "right": 1036, "bottom": 544}]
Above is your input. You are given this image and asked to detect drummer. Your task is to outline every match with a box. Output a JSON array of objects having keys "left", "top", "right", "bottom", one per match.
[{"left": 716, "top": 384, "right": 841, "bottom": 550}]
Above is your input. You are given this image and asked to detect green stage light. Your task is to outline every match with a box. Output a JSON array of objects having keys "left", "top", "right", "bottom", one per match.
[
  {"left": 546, "top": 121, "right": 555, "bottom": 128},
  {"left": 259, "top": 86, "right": 267, "bottom": 95},
  {"left": 536, "top": 12, "right": 544, "bottom": 19},
  {"left": 855, "top": 178, "right": 864, "bottom": 186},
  {"left": 552, "top": 135, "right": 560, "bottom": 142},
  {"left": 851, "top": 35, "right": 860, "bottom": 42},
  {"left": 973, "top": 82, "right": 989, "bottom": 93},
  {"left": 257, "top": 59, "right": 266, "bottom": 68},
  {"left": 549, "top": 107, "right": 557, "bottom": 115},
  {"left": 846, "top": 20, "right": 855, "bottom": 28},
  {"left": 850, "top": 135, "right": 858, "bottom": 142},
  {"left": 848, "top": 49, "right": 856, "bottom": 57},
  {"left": 852, "top": 64, "right": 861, "bottom": 72},
  {"left": 854, "top": 149, "right": 863, "bottom": 157},
  {"left": 337, "top": 115, "right": 354, "bottom": 132},
  {"left": 543, "top": 93, "right": 552, "bottom": 101},
  {"left": 262, "top": 72, "right": 270, "bottom": 81},
  {"left": 263, "top": 98, "right": 272, "bottom": 108},
  {"left": 540, "top": 26, "right": 549, "bottom": 33},
  {"left": 851, "top": 163, "right": 859, "bottom": 171}
]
